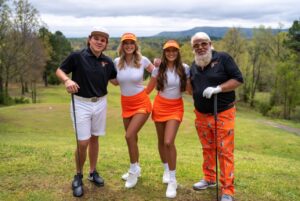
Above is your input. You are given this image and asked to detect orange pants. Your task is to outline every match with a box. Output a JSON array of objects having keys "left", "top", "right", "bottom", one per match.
[{"left": 194, "top": 107, "right": 235, "bottom": 196}]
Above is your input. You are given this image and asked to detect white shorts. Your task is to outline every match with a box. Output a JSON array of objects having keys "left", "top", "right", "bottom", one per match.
[{"left": 70, "top": 95, "right": 107, "bottom": 141}]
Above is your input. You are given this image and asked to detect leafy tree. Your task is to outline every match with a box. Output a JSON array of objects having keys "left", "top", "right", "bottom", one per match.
[
  {"left": 271, "top": 20, "right": 300, "bottom": 119},
  {"left": 275, "top": 55, "right": 300, "bottom": 119},
  {"left": 12, "top": 0, "right": 42, "bottom": 95},
  {"left": 285, "top": 20, "right": 300, "bottom": 54},
  {"left": 246, "top": 26, "right": 275, "bottom": 106},
  {"left": 47, "top": 31, "right": 72, "bottom": 85},
  {"left": 38, "top": 27, "right": 53, "bottom": 87},
  {"left": 218, "top": 28, "right": 248, "bottom": 101},
  {"left": 180, "top": 42, "right": 193, "bottom": 66}
]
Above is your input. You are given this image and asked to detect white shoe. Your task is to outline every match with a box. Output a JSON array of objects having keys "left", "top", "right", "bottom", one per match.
[
  {"left": 162, "top": 170, "right": 170, "bottom": 184},
  {"left": 122, "top": 167, "right": 141, "bottom": 181},
  {"left": 125, "top": 168, "right": 140, "bottom": 188},
  {"left": 193, "top": 179, "right": 216, "bottom": 190},
  {"left": 221, "top": 194, "right": 233, "bottom": 201},
  {"left": 122, "top": 172, "right": 130, "bottom": 181},
  {"left": 166, "top": 180, "right": 177, "bottom": 198}
]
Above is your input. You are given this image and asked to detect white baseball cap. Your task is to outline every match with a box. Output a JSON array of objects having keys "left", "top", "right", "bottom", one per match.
[{"left": 90, "top": 26, "right": 109, "bottom": 39}]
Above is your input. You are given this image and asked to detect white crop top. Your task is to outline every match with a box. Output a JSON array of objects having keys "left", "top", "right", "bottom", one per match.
[
  {"left": 114, "top": 56, "right": 151, "bottom": 96},
  {"left": 151, "top": 63, "right": 190, "bottom": 99}
]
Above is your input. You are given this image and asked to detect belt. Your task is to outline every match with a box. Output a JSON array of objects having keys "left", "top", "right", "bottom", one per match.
[{"left": 74, "top": 95, "right": 103, "bottom": 102}]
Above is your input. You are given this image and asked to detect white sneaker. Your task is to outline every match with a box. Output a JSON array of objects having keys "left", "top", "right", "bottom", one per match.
[
  {"left": 193, "top": 179, "right": 216, "bottom": 190},
  {"left": 166, "top": 180, "right": 177, "bottom": 198},
  {"left": 162, "top": 170, "right": 170, "bottom": 184},
  {"left": 125, "top": 168, "right": 141, "bottom": 188},
  {"left": 221, "top": 194, "right": 233, "bottom": 201},
  {"left": 121, "top": 167, "right": 141, "bottom": 181}
]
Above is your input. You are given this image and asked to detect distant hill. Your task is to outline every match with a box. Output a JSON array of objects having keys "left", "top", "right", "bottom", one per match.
[{"left": 153, "top": 26, "right": 287, "bottom": 39}]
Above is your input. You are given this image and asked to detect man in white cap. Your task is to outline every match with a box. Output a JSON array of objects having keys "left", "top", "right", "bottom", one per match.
[
  {"left": 56, "top": 26, "right": 117, "bottom": 197},
  {"left": 189, "top": 32, "right": 243, "bottom": 201}
]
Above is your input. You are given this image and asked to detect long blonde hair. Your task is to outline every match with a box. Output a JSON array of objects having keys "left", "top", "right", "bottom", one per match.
[{"left": 117, "top": 41, "right": 142, "bottom": 69}]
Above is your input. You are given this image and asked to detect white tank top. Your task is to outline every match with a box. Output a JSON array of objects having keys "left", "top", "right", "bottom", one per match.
[
  {"left": 151, "top": 64, "right": 190, "bottom": 99},
  {"left": 114, "top": 56, "right": 151, "bottom": 96}
]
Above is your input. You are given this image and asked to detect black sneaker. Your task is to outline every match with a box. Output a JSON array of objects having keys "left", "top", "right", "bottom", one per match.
[
  {"left": 88, "top": 170, "right": 104, "bottom": 187},
  {"left": 72, "top": 173, "right": 83, "bottom": 197}
]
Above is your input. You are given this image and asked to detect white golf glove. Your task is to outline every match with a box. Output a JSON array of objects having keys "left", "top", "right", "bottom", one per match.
[{"left": 202, "top": 86, "right": 222, "bottom": 99}]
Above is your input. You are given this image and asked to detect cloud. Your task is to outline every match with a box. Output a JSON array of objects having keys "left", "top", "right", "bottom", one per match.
[{"left": 28, "top": 0, "right": 299, "bottom": 37}]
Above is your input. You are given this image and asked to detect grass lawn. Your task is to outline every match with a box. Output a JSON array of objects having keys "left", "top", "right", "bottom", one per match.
[{"left": 0, "top": 85, "right": 299, "bottom": 201}]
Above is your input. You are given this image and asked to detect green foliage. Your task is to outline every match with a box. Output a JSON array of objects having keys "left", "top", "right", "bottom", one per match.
[
  {"left": 47, "top": 71, "right": 60, "bottom": 85},
  {"left": 268, "top": 106, "right": 283, "bottom": 118},
  {"left": 258, "top": 101, "right": 272, "bottom": 116},
  {"left": 285, "top": 20, "right": 300, "bottom": 52},
  {"left": 44, "top": 30, "right": 72, "bottom": 86},
  {"left": 13, "top": 96, "right": 30, "bottom": 104}
]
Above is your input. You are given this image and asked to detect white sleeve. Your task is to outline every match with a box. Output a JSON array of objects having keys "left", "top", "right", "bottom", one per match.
[
  {"left": 142, "top": 56, "right": 151, "bottom": 69},
  {"left": 151, "top": 67, "right": 159, "bottom": 77},
  {"left": 113, "top": 58, "right": 120, "bottom": 71},
  {"left": 183, "top": 63, "right": 190, "bottom": 78}
]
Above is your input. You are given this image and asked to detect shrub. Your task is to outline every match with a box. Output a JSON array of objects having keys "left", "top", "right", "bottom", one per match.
[
  {"left": 14, "top": 97, "right": 30, "bottom": 104},
  {"left": 258, "top": 101, "right": 272, "bottom": 116},
  {"left": 267, "top": 106, "right": 283, "bottom": 118}
]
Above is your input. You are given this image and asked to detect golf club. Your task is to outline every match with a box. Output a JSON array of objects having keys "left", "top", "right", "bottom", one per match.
[
  {"left": 71, "top": 94, "right": 83, "bottom": 196},
  {"left": 214, "top": 94, "right": 219, "bottom": 201},
  {"left": 71, "top": 94, "right": 81, "bottom": 174}
]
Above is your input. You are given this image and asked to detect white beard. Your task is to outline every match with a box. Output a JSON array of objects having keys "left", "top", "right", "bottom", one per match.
[{"left": 194, "top": 48, "right": 212, "bottom": 68}]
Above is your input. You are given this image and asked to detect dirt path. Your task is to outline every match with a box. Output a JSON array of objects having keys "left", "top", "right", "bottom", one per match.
[{"left": 261, "top": 120, "right": 300, "bottom": 136}]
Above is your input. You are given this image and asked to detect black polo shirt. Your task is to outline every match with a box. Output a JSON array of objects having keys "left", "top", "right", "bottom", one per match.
[
  {"left": 190, "top": 50, "right": 243, "bottom": 113},
  {"left": 60, "top": 47, "right": 117, "bottom": 98}
]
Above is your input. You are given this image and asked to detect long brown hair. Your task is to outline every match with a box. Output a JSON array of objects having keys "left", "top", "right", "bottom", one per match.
[
  {"left": 156, "top": 49, "right": 187, "bottom": 92},
  {"left": 117, "top": 40, "right": 142, "bottom": 70}
]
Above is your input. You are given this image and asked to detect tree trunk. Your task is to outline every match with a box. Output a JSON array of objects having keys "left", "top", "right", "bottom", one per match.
[
  {"left": 43, "top": 71, "right": 48, "bottom": 87},
  {"left": 0, "top": 70, "right": 3, "bottom": 104},
  {"left": 31, "top": 81, "right": 37, "bottom": 103}
]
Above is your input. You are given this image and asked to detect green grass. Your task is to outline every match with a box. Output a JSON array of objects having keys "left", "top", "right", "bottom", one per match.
[{"left": 0, "top": 85, "right": 300, "bottom": 201}]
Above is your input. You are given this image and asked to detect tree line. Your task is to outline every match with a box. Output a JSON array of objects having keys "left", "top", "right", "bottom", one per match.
[
  {"left": 1, "top": 0, "right": 300, "bottom": 120},
  {"left": 0, "top": 0, "right": 72, "bottom": 104}
]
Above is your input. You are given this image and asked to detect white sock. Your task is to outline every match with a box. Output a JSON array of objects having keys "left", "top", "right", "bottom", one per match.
[
  {"left": 163, "top": 163, "right": 169, "bottom": 171},
  {"left": 130, "top": 162, "right": 138, "bottom": 173},
  {"left": 169, "top": 170, "right": 176, "bottom": 182}
]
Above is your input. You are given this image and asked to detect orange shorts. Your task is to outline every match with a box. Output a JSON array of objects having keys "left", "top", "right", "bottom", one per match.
[
  {"left": 152, "top": 94, "right": 183, "bottom": 122},
  {"left": 121, "top": 90, "right": 152, "bottom": 118}
]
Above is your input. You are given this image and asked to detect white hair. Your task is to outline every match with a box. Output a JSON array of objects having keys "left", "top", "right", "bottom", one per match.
[{"left": 191, "top": 32, "right": 211, "bottom": 45}]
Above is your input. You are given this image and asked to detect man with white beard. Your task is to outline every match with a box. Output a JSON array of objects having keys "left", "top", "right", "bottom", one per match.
[{"left": 189, "top": 32, "right": 243, "bottom": 201}]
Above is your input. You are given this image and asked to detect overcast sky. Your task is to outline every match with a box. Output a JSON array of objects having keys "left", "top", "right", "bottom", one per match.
[{"left": 28, "top": 0, "right": 299, "bottom": 37}]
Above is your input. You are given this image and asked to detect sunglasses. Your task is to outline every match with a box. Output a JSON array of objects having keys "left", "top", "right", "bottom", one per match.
[{"left": 192, "top": 42, "right": 210, "bottom": 49}]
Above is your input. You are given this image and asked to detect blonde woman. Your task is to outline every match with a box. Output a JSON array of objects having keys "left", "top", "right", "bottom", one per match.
[{"left": 113, "top": 33, "right": 155, "bottom": 188}]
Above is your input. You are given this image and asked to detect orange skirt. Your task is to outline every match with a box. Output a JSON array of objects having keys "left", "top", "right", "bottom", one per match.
[
  {"left": 152, "top": 94, "right": 184, "bottom": 122},
  {"left": 121, "top": 90, "right": 152, "bottom": 118}
]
